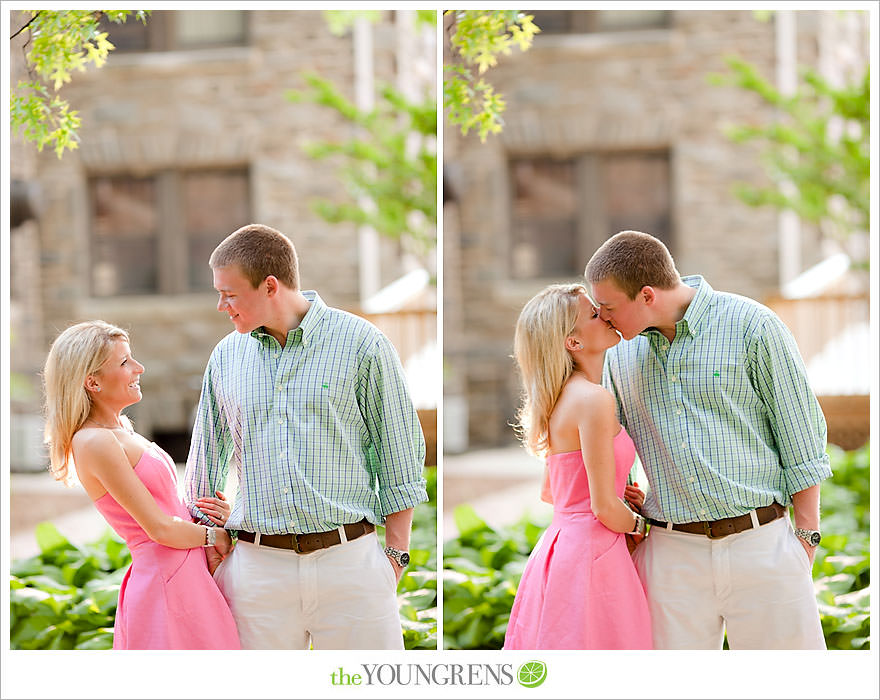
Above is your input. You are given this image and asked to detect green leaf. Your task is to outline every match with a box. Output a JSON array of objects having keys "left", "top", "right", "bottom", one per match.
[{"left": 35, "top": 521, "right": 73, "bottom": 555}]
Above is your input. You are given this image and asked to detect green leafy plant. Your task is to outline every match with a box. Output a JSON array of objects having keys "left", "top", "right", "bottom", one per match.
[
  {"left": 444, "top": 10, "right": 540, "bottom": 142},
  {"left": 709, "top": 56, "right": 869, "bottom": 259},
  {"left": 10, "top": 10, "right": 149, "bottom": 158},
  {"left": 443, "top": 504, "right": 548, "bottom": 649},
  {"left": 10, "top": 522, "right": 131, "bottom": 649},
  {"left": 443, "top": 443, "right": 869, "bottom": 650},
  {"left": 286, "top": 74, "right": 437, "bottom": 254}
]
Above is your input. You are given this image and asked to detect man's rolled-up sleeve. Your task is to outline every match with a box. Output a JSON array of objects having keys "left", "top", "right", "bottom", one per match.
[
  {"left": 360, "top": 333, "right": 428, "bottom": 516},
  {"left": 750, "top": 314, "right": 832, "bottom": 496}
]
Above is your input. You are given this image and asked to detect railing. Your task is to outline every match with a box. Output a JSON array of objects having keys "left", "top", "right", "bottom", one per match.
[
  {"left": 766, "top": 294, "right": 870, "bottom": 449},
  {"left": 765, "top": 294, "right": 869, "bottom": 376},
  {"left": 354, "top": 308, "right": 438, "bottom": 465},
  {"left": 354, "top": 308, "right": 437, "bottom": 370}
]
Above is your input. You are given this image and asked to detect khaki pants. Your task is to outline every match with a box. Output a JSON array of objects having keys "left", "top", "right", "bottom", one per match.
[
  {"left": 633, "top": 515, "right": 826, "bottom": 649},
  {"left": 213, "top": 530, "right": 403, "bottom": 649}
]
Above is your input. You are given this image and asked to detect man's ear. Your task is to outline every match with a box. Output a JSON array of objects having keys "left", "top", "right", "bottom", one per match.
[
  {"left": 264, "top": 275, "right": 279, "bottom": 297},
  {"left": 640, "top": 286, "right": 656, "bottom": 306}
]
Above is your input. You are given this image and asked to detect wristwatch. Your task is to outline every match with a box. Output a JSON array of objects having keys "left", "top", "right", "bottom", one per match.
[
  {"left": 384, "top": 546, "right": 410, "bottom": 568},
  {"left": 203, "top": 526, "right": 217, "bottom": 547},
  {"left": 794, "top": 528, "right": 821, "bottom": 547}
]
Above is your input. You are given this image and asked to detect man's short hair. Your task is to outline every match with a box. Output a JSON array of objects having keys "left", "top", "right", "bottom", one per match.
[
  {"left": 209, "top": 223, "right": 299, "bottom": 290},
  {"left": 585, "top": 230, "right": 680, "bottom": 299}
]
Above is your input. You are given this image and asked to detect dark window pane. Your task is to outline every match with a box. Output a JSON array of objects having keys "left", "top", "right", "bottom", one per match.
[
  {"left": 528, "top": 10, "right": 669, "bottom": 35},
  {"left": 602, "top": 152, "right": 672, "bottom": 251},
  {"left": 97, "top": 14, "right": 150, "bottom": 52},
  {"left": 510, "top": 158, "right": 578, "bottom": 278},
  {"left": 91, "top": 177, "right": 158, "bottom": 295},
  {"left": 183, "top": 170, "right": 250, "bottom": 290},
  {"left": 98, "top": 10, "right": 245, "bottom": 52}
]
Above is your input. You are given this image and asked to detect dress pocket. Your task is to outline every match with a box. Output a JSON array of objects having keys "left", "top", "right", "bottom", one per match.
[
  {"left": 592, "top": 528, "right": 624, "bottom": 564},
  {"left": 161, "top": 548, "right": 193, "bottom": 585}
]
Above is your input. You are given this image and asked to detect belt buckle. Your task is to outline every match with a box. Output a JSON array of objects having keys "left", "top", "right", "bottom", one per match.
[
  {"left": 291, "top": 534, "right": 303, "bottom": 553},
  {"left": 702, "top": 521, "right": 720, "bottom": 539}
]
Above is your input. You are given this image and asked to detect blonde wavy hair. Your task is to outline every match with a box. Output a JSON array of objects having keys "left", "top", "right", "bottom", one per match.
[
  {"left": 42, "top": 320, "right": 133, "bottom": 484},
  {"left": 513, "top": 284, "right": 586, "bottom": 457}
]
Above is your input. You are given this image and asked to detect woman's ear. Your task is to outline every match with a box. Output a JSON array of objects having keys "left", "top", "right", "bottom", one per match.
[
  {"left": 565, "top": 336, "right": 582, "bottom": 352},
  {"left": 84, "top": 375, "right": 100, "bottom": 393}
]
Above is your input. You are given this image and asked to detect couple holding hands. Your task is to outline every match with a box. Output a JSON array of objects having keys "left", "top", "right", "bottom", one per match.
[{"left": 43, "top": 223, "right": 427, "bottom": 650}]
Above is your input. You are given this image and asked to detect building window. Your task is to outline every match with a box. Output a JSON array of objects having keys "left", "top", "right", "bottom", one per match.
[
  {"left": 509, "top": 151, "right": 671, "bottom": 280},
  {"left": 99, "top": 10, "right": 247, "bottom": 52},
  {"left": 510, "top": 158, "right": 578, "bottom": 279},
  {"left": 527, "top": 10, "right": 670, "bottom": 35},
  {"left": 90, "top": 169, "right": 250, "bottom": 297}
]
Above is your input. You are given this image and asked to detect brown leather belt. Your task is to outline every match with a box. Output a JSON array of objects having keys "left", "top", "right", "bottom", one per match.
[
  {"left": 236, "top": 519, "right": 374, "bottom": 553},
  {"left": 646, "top": 502, "right": 786, "bottom": 540}
]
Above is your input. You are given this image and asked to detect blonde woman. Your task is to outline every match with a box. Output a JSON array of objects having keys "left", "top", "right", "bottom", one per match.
[
  {"left": 43, "top": 321, "right": 240, "bottom": 649},
  {"left": 504, "top": 284, "right": 652, "bottom": 650}
]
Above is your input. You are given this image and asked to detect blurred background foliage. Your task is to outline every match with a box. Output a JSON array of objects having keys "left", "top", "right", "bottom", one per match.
[{"left": 442, "top": 443, "right": 870, "bottom": 650}]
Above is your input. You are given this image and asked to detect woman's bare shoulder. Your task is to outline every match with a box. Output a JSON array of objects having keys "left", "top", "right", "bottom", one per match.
[
  {"left": 71, "top": 427, "right": 123, "bottom": 466},
  {"left": 558, "top": 375, "right": 616, "bottom": 417}
]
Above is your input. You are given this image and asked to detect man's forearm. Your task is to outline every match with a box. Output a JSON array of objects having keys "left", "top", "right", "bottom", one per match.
[
  {"left": 384, "top": 508, "right": 414, "bottom": 551},
  {"left": 790, "top": 484, "right": 821, "bottom": 530}
]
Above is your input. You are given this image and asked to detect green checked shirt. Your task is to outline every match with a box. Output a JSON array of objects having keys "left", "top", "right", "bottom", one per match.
[
  {"left": 604, "top": 275, "right": 831, "bottom": 523},
  {"left": 185, "top": 291, "right": 427, "bottom": 534}
]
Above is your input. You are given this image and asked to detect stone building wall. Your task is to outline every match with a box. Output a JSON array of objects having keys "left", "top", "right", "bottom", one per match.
[
  {"left": 10, "top": 10, "right": 435, "bottom": 463},
  {"left": 443, "top": 9, "right": 870, "bottom": 449}
]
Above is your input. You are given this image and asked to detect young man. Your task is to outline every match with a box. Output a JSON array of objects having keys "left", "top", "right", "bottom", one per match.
[
  {"left": 185, "top": 223, "right": 427, "bottom": 650},
  {"left": 585, "top": 230, "right": 830, "bottom": 649}
]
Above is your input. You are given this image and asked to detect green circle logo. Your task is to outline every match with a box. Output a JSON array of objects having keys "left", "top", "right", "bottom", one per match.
[{"left": 517, "top": 660, "right": 547, "bottom": 688}]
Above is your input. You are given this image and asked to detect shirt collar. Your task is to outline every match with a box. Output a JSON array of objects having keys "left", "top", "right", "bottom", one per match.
[
  {"left": 678, "top": 275, "right": 714, "bottom": 337},
  {"left": 249, "top": 290, "right": 328, "bottom": 345},
  {"left": 638, "top": 274, "right": 714, "bottom": 340}
]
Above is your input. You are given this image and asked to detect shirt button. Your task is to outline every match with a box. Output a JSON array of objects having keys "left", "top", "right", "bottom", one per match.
[
  {"left": 689, "top": 476, "right": 695, "bottom": 483},
  {"left": 274, "top": 353, "right": 280, "bottom": 359},
  {"left": 289, "top": 521, "right": 296, "bottom": 529},
  {"left": 670, "top": 375, "right": 678, "bottom": 382},
  {"left": 676, "top": 409, "right": 683, "bottom": 416},
  {"left": 278, "top": 418, "right": 284, "bottom": 425},
  {"left": 680, "top": 442, "right": 687, "bottom": 449},
  {"left": 700, "top": 509, "right": 707, "bottom": 516},
  {"left": 283, "top": 488, "right": 289, "bottom": 494},
  {"left": 279, "top": 452, "right": 285, "bottom": 459},
  {"left": 276, "top": 385, "right": 283, "bottom": 392}
]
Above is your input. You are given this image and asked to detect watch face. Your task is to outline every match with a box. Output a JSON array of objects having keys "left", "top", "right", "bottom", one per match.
[
  {"left": 809, "top": 532, "right": 821, "bottom": 546},
  {"left": 399, "top": 552, "right": 410, "bottom": 567}
]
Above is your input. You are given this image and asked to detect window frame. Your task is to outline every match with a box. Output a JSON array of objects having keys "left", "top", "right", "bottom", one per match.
[{"left": 87, "top": 166, "right": 252, "bottom": 298}]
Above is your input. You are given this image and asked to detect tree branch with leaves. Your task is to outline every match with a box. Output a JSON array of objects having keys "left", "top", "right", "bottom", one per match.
[
  {"left": 709, "top": 56, "right": 869, "bottom": 257},
  {"left": 287, "top": 73, "right": 437, "bottom": 254},
  {"left": 10, "top": 10, "right": 149, "bottom": 158},
  {"left": 443, "top": 10, "right": 540, "bottom": 142}
]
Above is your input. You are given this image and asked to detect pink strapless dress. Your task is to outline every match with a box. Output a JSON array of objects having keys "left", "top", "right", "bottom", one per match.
[
  {"left": 93, "top": 443, "right": 240, "bottom": 649},
  {"left": 504, "top": 429, "right": 652, "bottom": 649}
]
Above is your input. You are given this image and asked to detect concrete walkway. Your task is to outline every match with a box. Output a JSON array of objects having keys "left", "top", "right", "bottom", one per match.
[{"left": 442, "top": 445, "right": 552, "bottom": 539}]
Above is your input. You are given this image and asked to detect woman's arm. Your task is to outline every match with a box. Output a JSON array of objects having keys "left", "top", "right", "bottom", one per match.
[
  {"left": 577, "top": 389, "right": 640, "bottom": 534},
  {"left": 540, "top": 465, "right": 553, "bottom": 504},
  {"left": 74, "top": 431, "right": 231, "bottom": 553}
]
